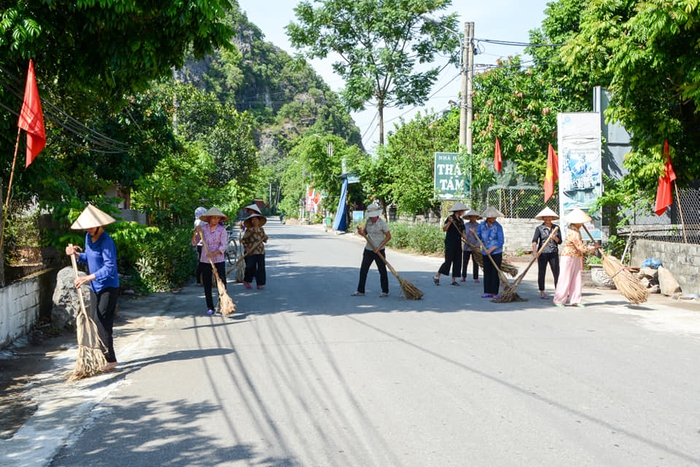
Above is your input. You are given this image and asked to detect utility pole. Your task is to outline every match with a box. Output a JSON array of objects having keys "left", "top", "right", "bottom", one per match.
[{"left": 460, "top": 22, "right": 475, "bottom": 199}]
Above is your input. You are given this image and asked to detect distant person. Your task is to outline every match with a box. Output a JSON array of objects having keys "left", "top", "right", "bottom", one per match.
[
  {"left": 192, "top": 207, "right": 228, "bottom": 315},
  {"left": 553, "top": 209, "right": 597, "bottom": 308},
  {"left": 531, "top": 207, "right": 562, "bottom": 299},
  {"left": 241, "top": 213, "right": 269, "bottom": 290},
  {"left": 352, "top": 203, "right": 391, "bottom": 297},
  {"left": 460, "top": 209, "right": 481, "bottom": 283},
  {"left": 476, "top": 206, "right": 505, "bottom": 298},
  {"left": 193, "top": 206, "right": 208, "bottom": 286},
  {"left": 433, "top": 202, "right": 467, "bottom": 286},
  {"left": 65, "top": 205, "right": 120, "bottom": 372}
]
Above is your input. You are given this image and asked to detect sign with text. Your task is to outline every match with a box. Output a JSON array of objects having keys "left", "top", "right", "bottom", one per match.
[{"left": 433, "top": 152, "right": 469, "bottom": 200}]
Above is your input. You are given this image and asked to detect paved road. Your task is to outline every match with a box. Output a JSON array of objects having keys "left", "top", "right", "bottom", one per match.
[{"left": 3, "top": 219, "right": 700, "bottom": 467}]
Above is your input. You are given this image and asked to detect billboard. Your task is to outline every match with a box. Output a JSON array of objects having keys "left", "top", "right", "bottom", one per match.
[
  {"left": 557, "top": 113, "right": 603, "bottom": 240},
  {"left": 434, "top": 152, "right": 469, "bottom": 200}
]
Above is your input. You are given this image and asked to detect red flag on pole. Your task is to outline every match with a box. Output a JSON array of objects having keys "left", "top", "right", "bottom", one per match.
[
  {"left": 17, "top": 60, "right": 46, "bottom": 168},
  {"left": 544, "top": 143, "right": 559, "bottom": 202},
  {"left": 494, "top": 137, "right": 502, "bottom": 172},
  {"left": 654, "top": 140, "right": 677, "bottom": 216}
]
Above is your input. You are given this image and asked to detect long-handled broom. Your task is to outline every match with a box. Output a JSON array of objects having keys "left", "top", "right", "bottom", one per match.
[
  {"left": 200, "top": 240, "right": 236, "bottom": 315},
  {"left": 67, "top": 245, "right": 107, "bottom": 381},
  {"left": 495, "top": 226, "right": 559, "bottom": 303},
  {"left": 469, "top": 229, "right": 515, "bottom": 299},
  {"left": 582, "top": 225, "right": 648, "bottom": 304},
  {"left": 362, "top": 234, "right": 423, "bottom": 300}
]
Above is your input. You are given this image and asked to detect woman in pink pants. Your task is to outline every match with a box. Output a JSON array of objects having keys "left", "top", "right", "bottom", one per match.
[{"left": 553, "top": 209, "right": 596, "bottom": 308}]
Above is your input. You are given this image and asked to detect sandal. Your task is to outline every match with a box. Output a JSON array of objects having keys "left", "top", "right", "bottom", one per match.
[
  {"left": 379, "top": 292, "right": 388, "bottom": 298},
  {"left": 433, "top": 277, "right": 440, "bottom": 286},
  {"left": 450, "top": 281, "right": 460, "bottom": 286},
  {"left": 481, "top": 293, "right": 493, "bottom": 298},
  {"left": 351, "top": 291, "right": 365, "bottom": 296}
]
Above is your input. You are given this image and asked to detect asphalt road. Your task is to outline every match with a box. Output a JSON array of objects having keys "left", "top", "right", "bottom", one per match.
[{"left": 3, "top": 219, "right": 700, "bottom": 467}]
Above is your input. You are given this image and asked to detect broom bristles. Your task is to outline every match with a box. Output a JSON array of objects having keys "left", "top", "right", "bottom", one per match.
[
  {"left": 68, "top": 311, "right": 107, "bottom": 381},
  {"left": 601, "top": 252, "right": 649, "bottom": 304}
]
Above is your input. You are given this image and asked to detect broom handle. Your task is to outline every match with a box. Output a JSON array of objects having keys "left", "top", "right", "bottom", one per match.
[
  {"left": 513, "top": 226, "right": 559, "bottom": 286},
  {"left": 68, "top": 244, "right": 89, "bottom": 317},
  {"left": 361, "top": 233, "right": 400, "bottom": 279}
]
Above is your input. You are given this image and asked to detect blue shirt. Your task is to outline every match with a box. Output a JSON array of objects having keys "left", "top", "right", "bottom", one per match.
[
  {"left": 477, "top": 220, "right": 504, "bottom": 255},
  {"left": 78, "top": 231, "right": 119, "bottom": 293}
]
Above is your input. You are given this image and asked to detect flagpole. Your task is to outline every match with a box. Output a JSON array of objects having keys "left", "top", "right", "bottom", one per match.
[
  {"left": 0, "top": 127, "right": 22, "bottom": 261},
  {"left": 674, "top": 181, "right": 687, "bottom": 243}
]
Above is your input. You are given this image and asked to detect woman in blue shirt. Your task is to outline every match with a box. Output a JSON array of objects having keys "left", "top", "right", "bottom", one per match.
[
  {"left": 66, "top": 205, "right": 120, "bottom": 372},
  {"left": 476, "top": 206, "right": 505, "bottom": 298}
]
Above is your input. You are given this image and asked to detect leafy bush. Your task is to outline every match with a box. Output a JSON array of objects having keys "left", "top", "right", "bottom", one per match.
[{"left": 388, "top": 222, "right": 443, "bottom": 255}]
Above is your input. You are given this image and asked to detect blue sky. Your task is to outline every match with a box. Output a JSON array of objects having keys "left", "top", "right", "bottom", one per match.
[{"left": 238, "top": 0, "right": 551, "bottom": 151}]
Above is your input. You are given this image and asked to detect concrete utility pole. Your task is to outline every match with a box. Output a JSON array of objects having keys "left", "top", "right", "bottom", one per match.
[{"left": 460, "top": 22, "right": 475, "bottom": 198}]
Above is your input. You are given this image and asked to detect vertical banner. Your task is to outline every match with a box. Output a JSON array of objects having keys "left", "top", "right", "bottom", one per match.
[
  {"left": 557, "top": 113, "right": 603, "bottom": 240},
  {"left": 434, "top": 152, "right": 469, "bottom": 200}
]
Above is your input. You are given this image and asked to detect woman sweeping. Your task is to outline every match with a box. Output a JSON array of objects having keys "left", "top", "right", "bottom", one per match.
[
  {"left": 192, "top": 207, "right": 229, "bottom": 315},
  {"left": 433, "top": 202, "right": 468, "bottom": 286},
  {"left": 352, "top": 203, "right": 391, "bottom": 297},
  {"left": 553, "top": 208, "right": 597, "bottom": 308},
  {"left": 460, "top": 209, "right": 481, "bottom": 283},
  {"left": 65, "top": 205, "right": 120, "bottom": 372},
  {"left": 531, "top": 207, "right": 562, "bottom": 299},
  {"left": 476, "top": 206, "right": 505, "bottom": 298},
  {"left": 240, "top": 212, "right": 268, "bottom": 290}
]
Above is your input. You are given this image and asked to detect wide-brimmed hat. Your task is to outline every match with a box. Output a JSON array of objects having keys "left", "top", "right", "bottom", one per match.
[
  {"left": 535, "top": 207, "right": 559, "bottom": 220},
  {"left": 462, "top": 209, "right": 481, "bottom": 219},
  {"left": 365, "top": 203, "right": 382, "bottom": 217},
  {"left": 194, "top": 206, "right": 207, "bottom": 220},
  {"left": 71, "top": 205, "right": 116, "bottom": 230},
  {"left": 565, "top": 208, "right": 591, "bottom": 224},
  {"left": 244, "top": 203, "right": 262, "bottom": 214},
  {"left": 199, "top": 207, "right": 229, "bottom": 222},
  {"left": 448, "top": 201, "right": 469, "bottom": 212},
  {"left": 481, "top": 206, "right": 504, "bottom": 218},
  {"left": 243, "top": 213, "right": 267, "bottom": 228}
]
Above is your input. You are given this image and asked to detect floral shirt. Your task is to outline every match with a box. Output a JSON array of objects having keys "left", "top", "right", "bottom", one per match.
[
  {"left": 560, "top": 227, "right": 587, "bottom": 258},
  {"left": 194, "top": 223, "right": 227, "bottom": 263},
  {"left": 462, "top": 220, "right": 480, "bottom": 252},
  {"left": 363, "top": 217, "right": 390, "bottom": 251},
  {"left": 241, "top": 227, "right": 267, "bottom": 255}
]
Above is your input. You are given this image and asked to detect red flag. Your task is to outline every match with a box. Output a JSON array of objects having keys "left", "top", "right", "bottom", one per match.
[
  {"left": 544, "top": 143, "right": 559, "bottom": 202},
  {"left": 654, "top": 140, "right": 677, "bottom": 216},
  {"left": 18, "top": 60, "right": 46, "bottom": 167},
  {"left": 494, "top": 137, "right": 502, "bottom": 172}
]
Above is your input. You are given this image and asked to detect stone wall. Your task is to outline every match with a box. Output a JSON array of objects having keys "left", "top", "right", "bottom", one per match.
[
  {"left": 630, "top": 239, "right": 699, "bottom": 294},
  {"left": 0, "top": 269, "right": 56, "bottom": 348}
]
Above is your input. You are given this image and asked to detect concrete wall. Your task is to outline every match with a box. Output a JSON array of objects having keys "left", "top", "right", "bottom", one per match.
[
  {"left": 630, "top": 239, "right": 699, "bottom": 295},
  {"left": 0, "top": 269, "right": 57, "bottom": 349}
]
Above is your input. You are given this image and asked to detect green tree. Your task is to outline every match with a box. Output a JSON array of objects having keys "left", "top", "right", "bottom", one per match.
[
  {"left": 561, "top": 0, "right": 700, "bottom": 192},
  {"left": 287, "top": 0, "right": 460, "bottom": 146}
]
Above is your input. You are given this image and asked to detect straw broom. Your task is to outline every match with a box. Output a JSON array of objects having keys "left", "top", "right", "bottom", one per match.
[
  {"left": 582, "top": 226, "right": 648, "bottom": 305},
  {"left": 495, "top": 226, "right": 559, "bottom": 303},
  {"left": 362, "top": 233, "right": 424, "bottom": 300},
  {"left": 201, "top": 240, "right": 236, "bottom": 315},
  {"left": 469, "top": 228, "right": 516, "bottom": 299},
  {"left": 67, "top": 247, "right": 107, "bottom": 381}
]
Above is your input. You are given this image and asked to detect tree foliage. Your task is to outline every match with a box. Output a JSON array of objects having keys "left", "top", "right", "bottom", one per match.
[{"left": 287, "top": 0, "right": 459, "bottom": 145}]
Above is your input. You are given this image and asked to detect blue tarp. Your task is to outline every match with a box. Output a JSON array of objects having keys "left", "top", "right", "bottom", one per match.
[{"left": 332, "top": 177, "right": 348, "bottom": 232}]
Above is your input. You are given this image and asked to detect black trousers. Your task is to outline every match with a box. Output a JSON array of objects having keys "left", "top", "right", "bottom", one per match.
[
  {"left": 357, "top": 248, "right": 388, "bottom": 294},
  {"left": 90, "top": 287, "right": 119, "bottom": 363},
  {"left": 537, "top": 252, "right": 560, "bottom": 291},
  {"left": 244, "top": 254, "right": 266, "bottom": 286},
  {"left": 461, "top": 250, "right": 479, "bottom": 279},
  {"left": 201, "top": 261, "right": 227, "bottom": 310},
  {"left": 482, "top": 252, "right": 502, "bottom": 295},
  {"left": 438, "top": 243, "right": 461, "bottom": 278}
]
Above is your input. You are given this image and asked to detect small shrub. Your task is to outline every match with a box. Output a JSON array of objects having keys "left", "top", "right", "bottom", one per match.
[{"left": 389, "top": 222, "right": 443, "bottom": 255}]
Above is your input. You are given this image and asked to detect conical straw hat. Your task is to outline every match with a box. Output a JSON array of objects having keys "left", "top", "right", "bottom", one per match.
[
  {"left": 534, "top": 207, "right": 559, "bottom": 220},
  {"left": 462, "top": 209, "right": 481, "bottom": 219},
  {"left": 70, "top": 205, "right": 116, "bottom": 230},
  {"left": 564, "top": 208, "right": 591, "bottom": 224},
  {"left": 244, "top": 203, "right": 262, "bottom": 214},
  {"left": 448, "top": 201, "right": 468, "bottom": 212},
  {"left": 243, "top": 213, "right": 267, "bottom": 228},
  {"left": 200, "top": 207, "right": 229, "bottom": 222},
  {"left": 480, "top": 206, "right": 504, "bottom": 218}
]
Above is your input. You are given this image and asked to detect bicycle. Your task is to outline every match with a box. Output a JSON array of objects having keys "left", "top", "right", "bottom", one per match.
[{"left": 225, "top": 228, "right": 239, "bottom": 265}]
